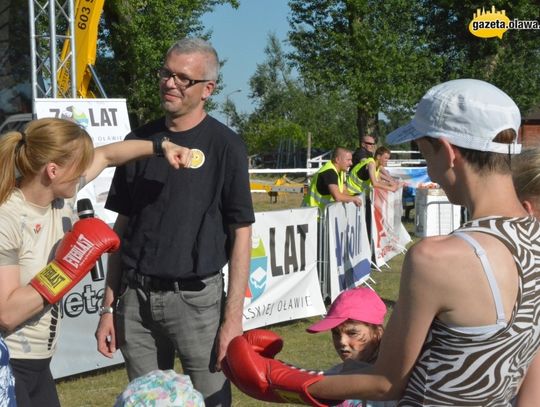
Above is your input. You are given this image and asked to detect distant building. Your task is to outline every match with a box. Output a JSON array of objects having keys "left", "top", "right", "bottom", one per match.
[{"left": 522, "top": 107, "right": 540, "bottom": 147}]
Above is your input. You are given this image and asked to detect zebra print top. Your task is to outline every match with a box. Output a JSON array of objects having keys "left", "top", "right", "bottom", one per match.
[{"left": 398, "top": 216, "right": 540, "bottom": 407}]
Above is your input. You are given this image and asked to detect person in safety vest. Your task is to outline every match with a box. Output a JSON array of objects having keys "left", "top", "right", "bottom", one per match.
[
  {"left": 349, "top": 137, "right": 399, "bottom": 257},
  {"left": 349, "top": 137, "right": 399, "bottom": 195},
  {"left": 374, "top": 146, "right": 401, "bottom": 191},
  {"left": 303, "top": 147, "right": 362, "bottom": 211},
  {"left": 352, "top": 135, "right": 377, "bottom": 167}
]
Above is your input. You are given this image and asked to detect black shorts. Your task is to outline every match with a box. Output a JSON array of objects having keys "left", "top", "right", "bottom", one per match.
[{"left": 10, "top": 357, "right": 60, "bottom": 407}]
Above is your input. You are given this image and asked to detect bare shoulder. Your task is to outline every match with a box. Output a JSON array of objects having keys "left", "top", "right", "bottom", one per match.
[
  {"left": 406, "top": 235, "right": 465, "bottom": 268},
  {"left": 401, "top": 232, "right": 517, "bottom": 326},
  {"left": 402, "top": 235, "right": 474, "bottom": 287}
]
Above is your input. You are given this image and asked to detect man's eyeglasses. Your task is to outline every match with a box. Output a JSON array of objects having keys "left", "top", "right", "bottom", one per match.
[
  {"left": 157, "top": 68, "right": 210, "bottom": 89},
  {"left": 362, "top": 140, "right": 376, "bottom": 146}
]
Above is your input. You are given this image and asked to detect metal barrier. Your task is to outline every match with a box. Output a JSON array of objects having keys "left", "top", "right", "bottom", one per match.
[
  {"left": 317, "top": 214, "right": 330, "bottom": 301},
  {"left": 415, "top": 200, "right": 462, "bottom": 237},
  {"left": 316, "top": 193, "right": 371, "bottom": 302}
]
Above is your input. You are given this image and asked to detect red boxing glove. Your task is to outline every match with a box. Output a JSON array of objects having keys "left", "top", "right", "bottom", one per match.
[
  {"left": 224, "top": 332, "right": 329, "bottom": 406},
  {"left": 243, "top": 329, "right": 284, "bottom": 358},
  {"left": 222, "top": 329, "right": 284, "bottom": 384},
  {"left": 30, "top": 218, "right": 120, "bottom": 303}
]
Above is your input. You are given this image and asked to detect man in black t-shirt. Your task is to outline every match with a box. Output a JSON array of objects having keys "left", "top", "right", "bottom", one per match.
[{"left": 95, "top": 38, "right": 254, "bottom": 407}]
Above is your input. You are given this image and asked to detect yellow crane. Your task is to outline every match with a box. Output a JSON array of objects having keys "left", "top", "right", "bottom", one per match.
[
  {"left": 57, "top": 0, "right": 106, "bottom": 98},
  {"left": 0, "top": 1, "right": 106, "bottom": 134}
]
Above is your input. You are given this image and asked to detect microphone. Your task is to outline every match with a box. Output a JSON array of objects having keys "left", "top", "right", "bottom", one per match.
[{"left": 76, "top": 198, "right": 105, "bottom": 281}]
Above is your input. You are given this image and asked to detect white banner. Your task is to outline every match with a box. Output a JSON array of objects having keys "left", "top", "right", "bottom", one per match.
[
  {"left": 241, "top": 207, "right": 326, "bottom": 330},
  {"left": 326, "top": 202, "right": 372, "bottom": 302},
  {"left": 34, "top": 99, "right": 130, "bottom": 378},
  {"left": 35, "top": 98, "right": 130, "bottom": 224},
  {"left": 386, "top": 166, "right": 430, "bottom": 188},
  {"left": 371, "top": 187, "right": 411, "bottom": 267}
]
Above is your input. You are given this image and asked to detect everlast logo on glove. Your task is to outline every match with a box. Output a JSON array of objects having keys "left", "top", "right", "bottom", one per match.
[
  {"left": 34, "top": 234, "right": 94, "bottom": 295},
  {"left": 31, "top": 218, "right": 120, "bottom": 304},
  {"left": 62, "top": 234, "right": 94, "bottom": 268},
  {"left": 35, "top": 263, "right": 69, "bottom": 294}
]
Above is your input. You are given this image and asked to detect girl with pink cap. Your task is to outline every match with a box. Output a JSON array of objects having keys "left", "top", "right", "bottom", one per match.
[{"left": 307, "top": 287, "right": 395, "bottom": 407}]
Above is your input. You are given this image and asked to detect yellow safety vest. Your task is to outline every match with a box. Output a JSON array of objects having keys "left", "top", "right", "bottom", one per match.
[
  {"left": 348, "top": 157, "right": 376, "bottom": 194},
  {"left": 303, "top": 161, "right": 345, "bottom": 212}
]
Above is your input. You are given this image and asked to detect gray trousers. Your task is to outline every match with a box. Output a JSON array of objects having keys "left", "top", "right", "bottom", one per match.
[{"left": 116, "top": 272, "right": 231, "bottom": 407}]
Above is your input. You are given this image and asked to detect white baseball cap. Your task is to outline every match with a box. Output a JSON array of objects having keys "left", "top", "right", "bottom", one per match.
[{"left": 387, "top": 79, "right": 521, "bottom": 154}]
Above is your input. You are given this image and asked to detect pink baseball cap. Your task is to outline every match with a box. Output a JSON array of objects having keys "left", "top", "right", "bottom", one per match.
[{"left": 307, "top": 287, "right": 387, "bottom": 333}]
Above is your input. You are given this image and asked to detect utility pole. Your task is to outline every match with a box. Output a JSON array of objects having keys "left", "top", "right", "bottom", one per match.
[{"left": 225, "top": 89, "right": 241, "bottom": 127}]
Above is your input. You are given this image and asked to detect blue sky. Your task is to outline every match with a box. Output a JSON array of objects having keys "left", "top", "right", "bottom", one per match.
[{"left": 201, "top": 0, "right": 291, "bottom": 124}]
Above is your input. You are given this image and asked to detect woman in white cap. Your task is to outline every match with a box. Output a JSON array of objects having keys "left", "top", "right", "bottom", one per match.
[{"left": 224, "top": 79, "right": 540, "bottom": 407}]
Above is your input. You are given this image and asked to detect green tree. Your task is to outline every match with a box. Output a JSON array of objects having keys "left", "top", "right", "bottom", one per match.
[
  {"left": 0, "top": 1, "right": 33, "bottom": 115},
  {"left": 239, "top": 33, "right": 300, "bottom": 155},
  {"left": 288, "top": 0, "right": 442, "bottom": 143},
  {"left": 96, "top": 0, "right": 238, "bottom": 125},
  {"left": 420, "top": 0, "right": 540, "bottom": 113},
  {"left": 240, "top": 33, "right": 357, "bottom": 156}
]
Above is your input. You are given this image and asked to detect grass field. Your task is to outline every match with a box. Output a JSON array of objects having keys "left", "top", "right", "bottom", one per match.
[{"left": 56, "top": 191, "right": 411, "bottom": 406}]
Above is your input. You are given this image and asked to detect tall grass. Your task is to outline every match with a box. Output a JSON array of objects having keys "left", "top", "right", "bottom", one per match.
[{"left": 56, "top": 192, "right": 410, "bottom": 406}]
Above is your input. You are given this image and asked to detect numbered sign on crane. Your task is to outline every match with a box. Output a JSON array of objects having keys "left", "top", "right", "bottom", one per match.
[{"left": 57, "top": 0, "right": 105, "bottom": 98}]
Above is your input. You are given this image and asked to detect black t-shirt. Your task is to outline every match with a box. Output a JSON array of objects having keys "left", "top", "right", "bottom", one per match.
[
  {"left": 316, "top": 169, "right": 339, "bottom": 196},
  {"left": 352, "top": 147, "right": 370, "bottom": 166},
  {"left": 352, "top": 148, "right": 372, "bottom": 181},
  {"left": 105, "top": 115, "right": 255, "bottom": 279},
  {"left": 354, "top": 164, "right": 370, "bottom": 181}
]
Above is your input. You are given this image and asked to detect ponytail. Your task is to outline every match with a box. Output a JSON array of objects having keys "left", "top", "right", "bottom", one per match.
[
  {"left": 0, "top": 130, "right": 25, "bottom": 204},
  {"left": 0, "top": 118, "right": 94, "bottom": 205}
]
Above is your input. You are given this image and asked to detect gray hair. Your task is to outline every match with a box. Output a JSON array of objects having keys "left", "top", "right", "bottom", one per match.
[{"left": 166, "top": 38, "right": 219, "bottom": 81}]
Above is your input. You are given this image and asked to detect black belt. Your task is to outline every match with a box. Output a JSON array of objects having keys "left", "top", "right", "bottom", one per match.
[{"left": 126, "top": 271, "right": 217, "bottom": 292}]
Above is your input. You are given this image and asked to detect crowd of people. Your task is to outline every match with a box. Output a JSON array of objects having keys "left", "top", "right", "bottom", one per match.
[
  {"left": 303, "top": 137, "right": 401, "bottom": 214},
  {"left": 0, "top": 35, "right": 539, "bottom": 407},
  {"left": 302, "top": 133, "right": 403, "bottom": 262}
]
